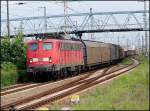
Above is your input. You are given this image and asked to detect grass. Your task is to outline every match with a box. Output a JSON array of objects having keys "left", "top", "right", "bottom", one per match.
[
  {"left": 1, "top": 62, "right": 18, "bottom": 88},
  {"left": 1, "top": 62, "right": 28, "bottom": 88},
  {"left": 120, "top": 57, "right": 133, "bottom": 65},
  {"left": 51, "top": 55, "right": 149, "bottom": 110}
]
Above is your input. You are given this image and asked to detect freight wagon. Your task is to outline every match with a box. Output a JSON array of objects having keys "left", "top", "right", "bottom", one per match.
[{"left": 124, "top": 49, "right": 136, "bottom": 57}]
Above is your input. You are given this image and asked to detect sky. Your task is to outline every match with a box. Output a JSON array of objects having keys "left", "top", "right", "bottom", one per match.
[
  {"left": 1, "top": 1, "right": 149, "bottom": 19},
  {"left": 1, "top": 1, "right": 149, "bottom": 49}
]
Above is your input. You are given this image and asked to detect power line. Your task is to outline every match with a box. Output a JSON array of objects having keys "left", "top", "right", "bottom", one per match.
[{"left": 47, "top": 1, "right": 80, "bottom": 14}]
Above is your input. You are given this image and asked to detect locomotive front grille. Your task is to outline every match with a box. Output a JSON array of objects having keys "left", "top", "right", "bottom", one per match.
[{"left": 30, "top": 57, "right": 51, "bottom": 63}]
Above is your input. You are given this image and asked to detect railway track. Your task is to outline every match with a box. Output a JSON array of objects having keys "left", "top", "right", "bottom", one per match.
[
  {"left": 1, "top": 59, "right": 139, "bottom": 110},
  {"left": 1, "top": 68, "right": 100, "bottom": 110},
  {"left": 1, "top": 68, "right": 108, "bottom": 110},
  {"left": 1, "top": 69, "right": 96, "bottom": 97},
  {"left": 1, "top": 84, "right": 29, "bottom": 92},
  {"left": 1, "top": 83, "right": 45, "bottom": 96}
]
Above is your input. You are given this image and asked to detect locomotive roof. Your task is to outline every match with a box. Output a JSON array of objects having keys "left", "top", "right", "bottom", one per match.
[
  {"left": 83, "top": 40, "right": 122, "bottom": 48},
  {"left": 26, "top": 38, "right": 82, "bottom": 44},
  {"left": 83, "top": 40, "right": 110, "bottom": 47},
  {"left": 26, "top": 38, "right": 122, "bottom": 49},
  {"left": 83, "top": 39, "right": 104, "bottom": 43}
]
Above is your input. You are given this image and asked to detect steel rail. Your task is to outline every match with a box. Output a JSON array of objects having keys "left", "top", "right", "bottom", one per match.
[
  {"left": 1, "top": 83, "right": 44, "bottom": 96},
  {"left": 0, "top": 70, "right": 93, "bottom": 109}
]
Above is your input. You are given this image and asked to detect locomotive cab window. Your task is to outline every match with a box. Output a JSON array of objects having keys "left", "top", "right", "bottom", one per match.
[
  {"left": 30, "top": 43, "right": 38, "bottom": 51},
  {"left": 43, "top": 42, "right": 52, "bottom": 50}
]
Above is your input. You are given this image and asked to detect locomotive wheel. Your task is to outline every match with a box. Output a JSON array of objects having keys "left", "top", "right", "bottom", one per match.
[
  {"left": 54, "top": 72, "right": 58, "bottom": 80},
  {"left": 52, "top": 73, "right": 56, "bottom": 81},
  {"left": 72, "top": 71, "right": 77, "bottom": 76},
  {"left": 69, "top": 70, "right": 74, "bottom": 77},
  {"left": 32, "top": 73, "right": 37, "bottom": 81},
  {"left": 27, "top": 72, "right": 33, "bottom": 81},
  {"left": 64, "top": 69, "right": 68, "bottom": 78},
  {"left": 60, "top": 69, "right": 64, "bottom": 79},
  {"left": 67, "top": 68, "right": 72, "bottom": 77},
  {"left": 78, "top": 67, "right": 81, "bottom": 74},
  {"left": 47, "top": 72, "right": 52, "bottom": 81},
  {"left": 54, "top": 71, "right": 59, "bottom": 80},
  {"left": 60, "top": 69, "right": 66, "bottom": 79},
  {"left": 76, "top": 66, "right": 80, "bottom": 75},
  {"left": 57, "top": 71, "right": 61, "bottom": 80},
  {"left": 74, "top": 70, "right": 78, "bottom": 75}
]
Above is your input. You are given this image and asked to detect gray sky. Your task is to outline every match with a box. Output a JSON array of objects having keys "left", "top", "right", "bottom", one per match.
[
  {"left": 1, "top": 1, "right": 149, "bottom": 19},
  {"left": 1, "top": 1, "right": 149, "bottom": 49}
]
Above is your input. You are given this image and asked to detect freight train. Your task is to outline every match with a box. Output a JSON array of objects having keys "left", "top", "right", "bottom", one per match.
[{"left": 26, "top": 37, "right": 135, "bottom": 79}]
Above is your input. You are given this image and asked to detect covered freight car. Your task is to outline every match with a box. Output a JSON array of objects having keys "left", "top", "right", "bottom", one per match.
[
  {"left": 125, "top": 49, "right": 136, "bottom": 57},
  {"left": 83, "top": 40, "right": 110, "bottom": 66},
  {"left": 108, "top": 43, "right": 120, "bottom": 63},
  {"left": 83, "top": 40, "right": 121, "bottom": 68},
  {"left": 118, "top": 46, "right": 125, "bottom": 59}
]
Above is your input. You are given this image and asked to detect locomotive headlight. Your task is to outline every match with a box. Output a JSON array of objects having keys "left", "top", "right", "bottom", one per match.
[
  {"left": 49, "top": 57, "right": 52, "bottom": 63},
  {"left": 29, "top": 58, "right": 33, "bottom": 63}
]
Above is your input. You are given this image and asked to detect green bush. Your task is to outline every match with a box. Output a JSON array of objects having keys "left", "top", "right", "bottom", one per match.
[
  {"left": 1, "top": 32, "right": 27, "bottom": 69},
  {"left": 1, "top": 62, "right": 18, "bottom": 87},
  {"left": 1, "top": 62, "right": 29, "bottom": 87},
  {"left": 1, "top": 33, "right": 28, "bottom": 87},
  {"left": 1, "top": 37, "right": 11, "bottom": 62}
]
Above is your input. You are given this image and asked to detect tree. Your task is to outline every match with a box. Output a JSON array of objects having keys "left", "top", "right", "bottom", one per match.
[{"left": 1, "top": 32, "right": 27, "bottom": 69}]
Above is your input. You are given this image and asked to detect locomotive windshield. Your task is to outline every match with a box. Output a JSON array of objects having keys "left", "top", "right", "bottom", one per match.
[
  {"left": 30, "top": 43, "right": 38, "bottom": 51},
  {"left": 43, "top": 42, "right": 52, "bottom": 50}
]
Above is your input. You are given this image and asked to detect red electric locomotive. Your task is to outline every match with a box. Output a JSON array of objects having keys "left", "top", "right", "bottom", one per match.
[{"left": 26, "top": 38, "right": 84, "bottom": 78}]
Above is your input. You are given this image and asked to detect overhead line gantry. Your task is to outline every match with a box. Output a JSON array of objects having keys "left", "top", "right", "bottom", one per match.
[{"left": 1, "top": 10, "right": 149, "bottom": 38}]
